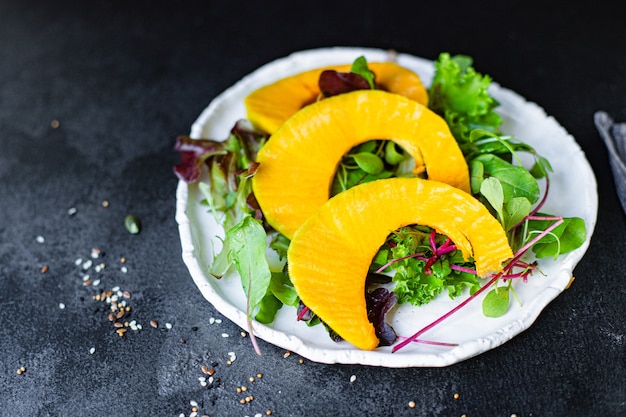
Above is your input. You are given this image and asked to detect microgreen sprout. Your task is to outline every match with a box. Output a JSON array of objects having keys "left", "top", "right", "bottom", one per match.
[{"left": 392, "top": 214, "right": 565, "bottom": 352}]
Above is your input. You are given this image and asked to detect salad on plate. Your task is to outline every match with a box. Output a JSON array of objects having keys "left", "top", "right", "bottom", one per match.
[{"left": 174, "top": 48, "right": 594, "bottom": 366}]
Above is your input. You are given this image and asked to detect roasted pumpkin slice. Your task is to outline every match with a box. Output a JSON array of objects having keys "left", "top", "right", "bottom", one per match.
[
  {"left": 245, "top": 61, "right": 428, "bottom": 134},
  {"left": 287, "top": 177, "right": 513, "bottom": 350},
  {"left": 252, "top": 89, "right": 470, "bottom": 239}
]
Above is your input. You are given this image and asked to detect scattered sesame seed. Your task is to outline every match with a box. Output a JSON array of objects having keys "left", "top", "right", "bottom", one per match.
[
  {"left": 215, "top": 319, "right": 222, "bottom": 324},
  {"left": 82, "top": 260, "right": 93, "bottom": 270},
  {"left": 40, "top": 265, "right": 49, "bottom": 273},
  {"left": 266, "top": 410, "right": 273, "bottom": 416},
  {"left": 89, "top": 347, "right": 95, "bottom": 355},
  {"left": 51, "top": 119, "right": 60, "bottom": 128},
  {"left": 221, "top": 333, "right": 229, "bottom": 338},
  {"left": 102, "top": 200, "right": 109, "bottom": 208},
  {"left": 16, "top": 366, "right": 26, "bottom": 375},
  {"left": 189, "top": 400, "right": 198, "bottom": 407},
  {"left": 298, "top": 359, "right": 304, "bottom": 364},
  {"left": 249, "top": 377, "right": 255, "bottom": 383},
  {"left": 150, "top": 320, "right": 158, "bottom": 328},
  {"left": 92, "top": 279, "right": 100, "bottom": 286},
  {"left": 59, "top": 303, "right": 65, "bottom": 309},
  {"left": 121, "top": 266, "right": 128, "bottom": 273},
  {"left": 240, "top": 331, "right": 247, "bottom": 337},
  {"left": 67, "top": 207, "right": 77, "bottom": 216},
  {"left": 36, "top": 235, "right": 45, "bottom": 243},
  {"left": 454, "top": 393, "right": 460, "bottom": 400},
  {"left": 350, "top": 375, "right": 357, "bottom": 383},
  {"left": 256, "top": 373, "right": 263, "bottom": 379},
  {"left": 283, "top": 351, "right": 291, "bottom": 358},
  {"left": 74, "top": 258, "right": 83, "bottom": 266},
  {"left": 408, "top": 401, "right": 416, "bottom": 408},
  {"left": 165, "top": 322, "right": 173, "bottom": 330},
  {"left": 209, "top": 317, "right": 215, "bottom": 325}
]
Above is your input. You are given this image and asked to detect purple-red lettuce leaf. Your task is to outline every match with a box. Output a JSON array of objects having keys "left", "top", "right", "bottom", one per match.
[
  {"left": 173, "top": 136, "right": 227, "bottom": 183},
  {"left": 318, "top": 70, "right": 371, "bottom": 97},
  {"left": 366, "top": 287, "right": 398, "bottom": 346}
]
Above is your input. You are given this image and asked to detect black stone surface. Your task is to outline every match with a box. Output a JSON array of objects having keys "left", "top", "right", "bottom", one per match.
[{"left": 1, "top": 1, "right": 625, "bottom": 416}]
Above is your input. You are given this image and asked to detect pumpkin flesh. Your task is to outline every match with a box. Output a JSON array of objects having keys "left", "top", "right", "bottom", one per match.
[
  {"left": 287, "top": 177, "right": 513, "bottom": 350},
  {"left": 244, "top": 61, "right": 429, "bottom": 134},
  {"left": 252, "top": 89, "right": 471, "bottom": 239}
]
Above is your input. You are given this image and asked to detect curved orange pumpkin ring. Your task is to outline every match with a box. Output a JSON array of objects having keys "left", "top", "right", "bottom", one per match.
[
  {"left": 244, "top": 61, "right": 429, "bottom": 134},
  {"left": 287, "top": 177, "right": 513, "bottom": 350},
  {"left": 252, "top": 90, "right": 471, "bottom": 239}
]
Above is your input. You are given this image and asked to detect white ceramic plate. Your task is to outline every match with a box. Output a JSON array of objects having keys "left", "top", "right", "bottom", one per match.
[{"left": 175, "top": 47, "right": 597, "bottom": 367}]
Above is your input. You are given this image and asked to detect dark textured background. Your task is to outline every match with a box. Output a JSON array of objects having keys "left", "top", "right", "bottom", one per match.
[{"left": 1, "top": 1, "right": 624, "bottom": 416}]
